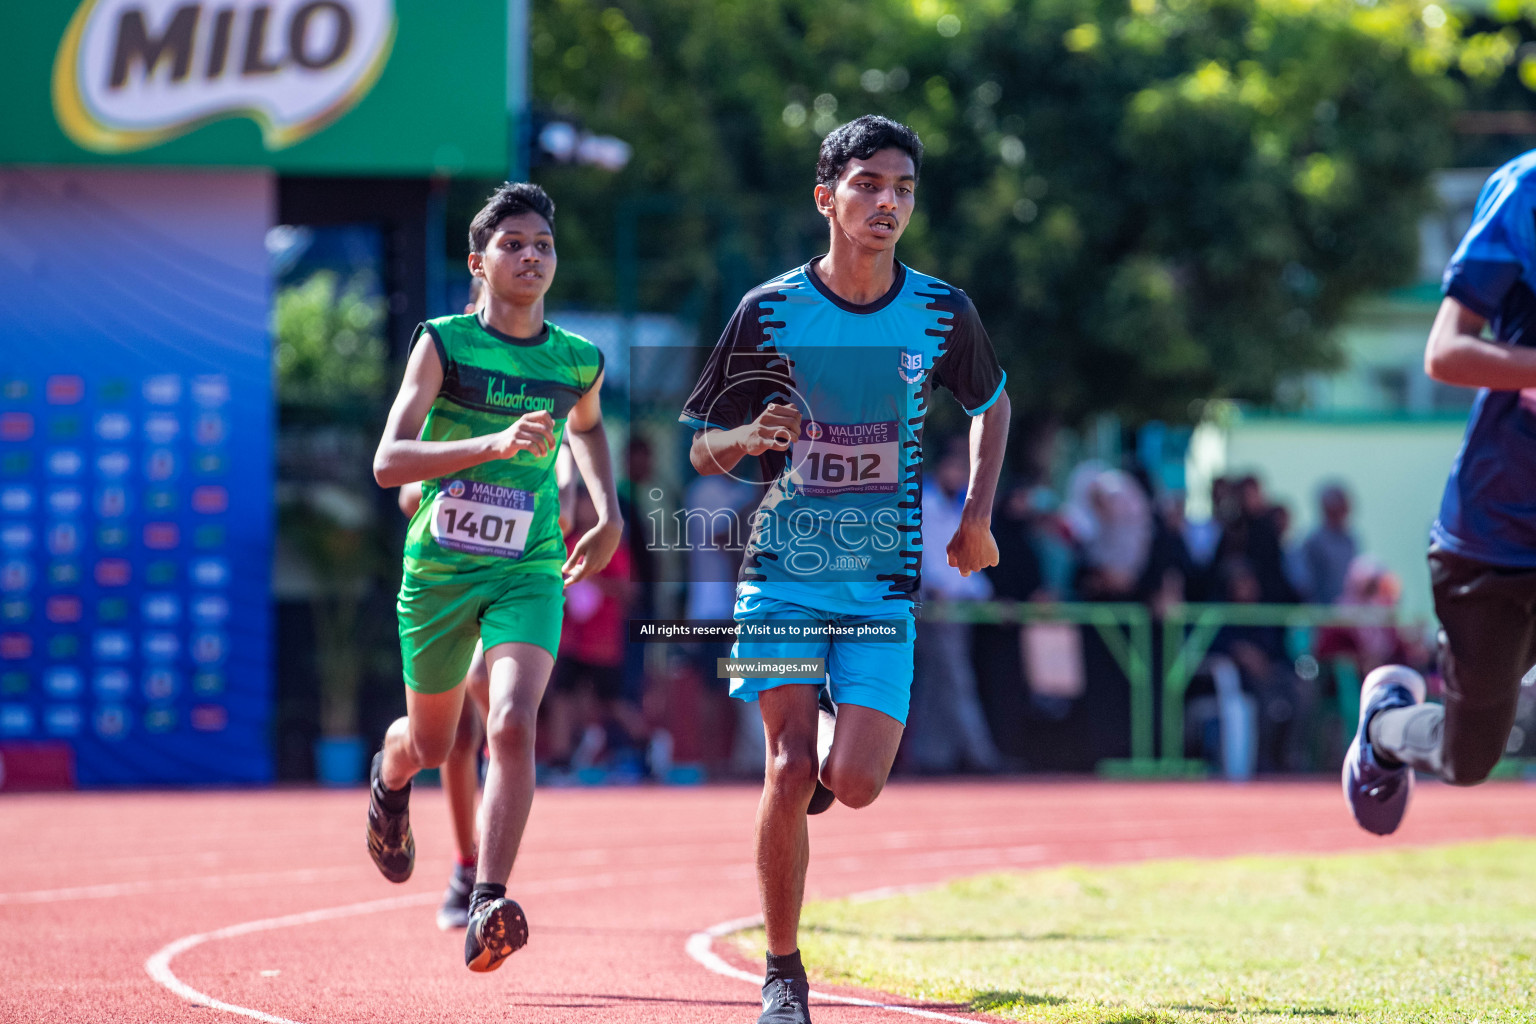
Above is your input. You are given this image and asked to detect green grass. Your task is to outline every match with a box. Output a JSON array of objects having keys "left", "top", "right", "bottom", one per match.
[{"left": 733, "top": 840, "right": 1536, "bottom": 1023}]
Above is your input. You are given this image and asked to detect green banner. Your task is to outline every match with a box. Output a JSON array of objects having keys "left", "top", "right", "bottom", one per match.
[{"left": 1, "top": 0, "right": 509, "bottom": 175}]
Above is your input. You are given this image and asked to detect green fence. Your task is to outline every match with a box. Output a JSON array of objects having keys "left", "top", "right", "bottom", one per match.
[{"left": 923, "top": 600, "right": 1412, "bottom": 777}]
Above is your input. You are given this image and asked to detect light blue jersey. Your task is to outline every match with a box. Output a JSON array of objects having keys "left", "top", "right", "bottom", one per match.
[
  {"left": 680, "top": 258, "right": 1006, "bottom": 610},
  {"left": 680, "top": 258, "right": 1006, "bottom": 723}
]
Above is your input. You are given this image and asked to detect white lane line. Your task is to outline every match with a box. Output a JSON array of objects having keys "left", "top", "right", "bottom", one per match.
[
  {"left": 145, "top": 892, "right": 438, "bottom": 1024},
  {"left": 686, "top": 884, "right": 989, "bottom": 1023},
  {"left": 0, "top": 867, "right": 359, "bottom": 905},
  {"left": 144, "top": 864, "right": 750, "bottom": 1023}
]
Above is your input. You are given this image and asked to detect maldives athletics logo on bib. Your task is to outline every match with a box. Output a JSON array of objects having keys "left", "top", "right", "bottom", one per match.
[{"left": 52, "top": 0, "right": 397, "bottom": 153}]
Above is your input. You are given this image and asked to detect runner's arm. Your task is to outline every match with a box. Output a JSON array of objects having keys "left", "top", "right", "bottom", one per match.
[
  {"left": 689, "top": 403, "right": 802, "bottom": 476},
  {"left": 562, "top": 369, "right": 623, "bottom": 584},
  {"left": 1424, "top": 296, "right": 1536, "bottom": 390},
  {"left": 947, "top": 390, "right": 1010, "bottom": 577},
  {"left": 372, "top": 335, "right": 554, "bottom": 488}
]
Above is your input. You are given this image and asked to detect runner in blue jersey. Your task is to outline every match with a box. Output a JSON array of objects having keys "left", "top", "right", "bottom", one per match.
[
  {"left": 680, "top": 116, "right": 1010, "bottom": 1024},
  {"left": 1344, "top": 150, "right": 1536, "bottom": 834}
]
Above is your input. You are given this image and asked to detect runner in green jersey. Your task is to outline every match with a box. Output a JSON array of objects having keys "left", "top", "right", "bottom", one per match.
[{"left": 366, "top": 183, "right": 622, "bottom": 973}]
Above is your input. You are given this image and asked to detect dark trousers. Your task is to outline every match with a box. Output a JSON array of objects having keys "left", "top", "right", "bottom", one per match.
[{"left": 1423, "top": 545, "right": 1536, "bottom": 783}]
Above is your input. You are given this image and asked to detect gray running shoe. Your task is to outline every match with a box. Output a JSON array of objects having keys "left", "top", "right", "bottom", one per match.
[
  {"left": 1342, "top": 666, "right": 1426, "bottom": 836},
  {"left": 436, "top": 860, "right": 476, "bottom": 930}
]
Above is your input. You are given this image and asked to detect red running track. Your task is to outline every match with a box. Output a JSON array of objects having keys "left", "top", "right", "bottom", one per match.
[{"left": 3, "top": 779, "right": 1533, "bottom": 1024}]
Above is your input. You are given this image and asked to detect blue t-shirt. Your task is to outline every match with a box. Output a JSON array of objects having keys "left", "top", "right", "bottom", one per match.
[
  {"left": 1434, "top": 150, "right": 1536, "bottom": 567},
  {"left": 680, "top": 258, "right": 1007, "bottom": 605}
]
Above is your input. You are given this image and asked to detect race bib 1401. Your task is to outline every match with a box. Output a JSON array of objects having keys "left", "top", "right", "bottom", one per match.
[
  {"left": 793, "top": 420, "right": 900, "bottom": 496},
  {"left": 430, "top": 479, "right": 535, "bottom": 558}
]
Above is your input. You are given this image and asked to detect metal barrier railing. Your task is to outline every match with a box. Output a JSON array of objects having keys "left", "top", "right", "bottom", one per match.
[
  {"left": 921, "top": 601, "right": 1155, "bottom": 764},
  {"left": 923, "top": 600, "right": 1406, "bottom": 777}
]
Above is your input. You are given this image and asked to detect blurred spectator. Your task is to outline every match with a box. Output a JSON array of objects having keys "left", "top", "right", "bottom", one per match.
[
  {"left": 682, "top": 469, "right": 765, "bottom": 775},
  {"left": 1143, "top": 486, "right": 1195, "bottom": 615},
  {"left": 1315, "top": 556, "right": 1429, "bottom": 677},
  {"left": 1183, "top": 480, "right": 1225, "bottom": 572},
  {"left": 1296, "top": 482, "right": 1358, "bottom": 605},
  {"left": 908, "top": 441, "right": 1003, "bottom": 773},
  {"left": 618, "top": 433, "right": 658, "bottom": 619},
  {"left": 618, "top": 433, "right": 659, "bottom": 713},
  {"left": 987, "top": 482, "right": 1048, "bottom": 602},
  {"left": 1063, "top": 463, "right": 1153, "bottom": 600},
  {"left": 547, "top": 488, "right": 652, "bottom": 774},
  {"left": 1216, "top": 475, "right": 1299, "bottom": 604},
  {"left": 1207, "top": 556, "right": 1315, "bottom": 772}
]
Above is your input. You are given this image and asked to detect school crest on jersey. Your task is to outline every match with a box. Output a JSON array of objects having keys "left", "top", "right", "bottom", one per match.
[{"left": 899, "top": 349, "right": 926, "bottom": 384}]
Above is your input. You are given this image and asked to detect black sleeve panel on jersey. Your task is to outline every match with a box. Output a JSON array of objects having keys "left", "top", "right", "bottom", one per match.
[
  {"left": 679, "top": 294, "right": 792, "bottom": 431},
  {"left": 680, "top": 290, "right": 795, "bottom": 483},
  {"left": 932, "top": 293, "right": 1006, "bottom": 415},
  {"left": 412, "top": 322, "right": 449, "bottom": 376}
]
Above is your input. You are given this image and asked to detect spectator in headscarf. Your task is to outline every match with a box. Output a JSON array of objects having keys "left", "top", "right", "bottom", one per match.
[{"left": 1063, "top": 463, "right": 1153, "bottom": 600}]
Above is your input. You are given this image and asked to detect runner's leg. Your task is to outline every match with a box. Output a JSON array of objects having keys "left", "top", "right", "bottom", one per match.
[
  {"left": 820, "top": 703, "right": 904, "bottom": 809},
  {"left": 380, "top": 685, "right": 467, "bottom": 791},
  {"left": 756, "top": 684, "right": 820, "bottom": 956},
  {"left": 476, "top": 640, "right": 556, "bottom": 885},
  {"left": 1371, "top": 548, "right": 1536, "bottom": 784},
  {"left": 442, "top": 646, "right": 488, "bottom": 861}
]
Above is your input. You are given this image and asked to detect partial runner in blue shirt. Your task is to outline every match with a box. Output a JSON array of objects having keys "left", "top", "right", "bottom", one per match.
[
  {"left": 679, "top": 116, "right": 1010, "bottom": 1024},
  {"left": 1344, "top": 149, "right": 1536, "bottom": 838}
]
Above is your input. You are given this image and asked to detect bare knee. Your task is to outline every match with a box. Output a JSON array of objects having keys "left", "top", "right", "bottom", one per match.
[
  {"left": 765, "top": 746, "right": 818, "bottom": 803},
  {"left": 406, "top": 731, "right": 454, "bottom": 770},
  {"left": 485, "top": 703, "right": 537, "bottom": 760},
  {"left": 824, "top": 762, "right": 884, "bottom": 809}
]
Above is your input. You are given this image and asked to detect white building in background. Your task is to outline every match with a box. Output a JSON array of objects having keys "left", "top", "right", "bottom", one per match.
[{"left": 1191, "top": 169, "right": 1493, "bottom": 621}]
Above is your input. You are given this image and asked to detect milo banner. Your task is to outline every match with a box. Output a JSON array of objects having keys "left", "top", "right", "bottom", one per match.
[
  {"left": 0, "top": 0, "right": 510, "bottom": 174},
  {"left": 0, "top": 168, "right": 273, "bottom": 786}
]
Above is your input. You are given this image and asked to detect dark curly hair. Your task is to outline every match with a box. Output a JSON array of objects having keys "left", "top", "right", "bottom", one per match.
[
  {"left": 468, "top": 182, "right": 555, "bottom": 253},
  {"left": 815, "top": 115, "right": 923, "bottom": 190}
]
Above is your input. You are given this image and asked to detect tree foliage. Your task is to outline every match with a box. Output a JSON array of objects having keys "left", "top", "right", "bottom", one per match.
[
  {"left": 272, "top": 270, "right": 388, "bottom": 404},
  {"left": 530, "top": 0, "right": 1519, "bottom": 423}
]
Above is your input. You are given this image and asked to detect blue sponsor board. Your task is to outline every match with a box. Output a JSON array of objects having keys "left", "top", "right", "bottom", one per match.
[{"left": 0, "top": 168, "right": 272, "bottom": 785}]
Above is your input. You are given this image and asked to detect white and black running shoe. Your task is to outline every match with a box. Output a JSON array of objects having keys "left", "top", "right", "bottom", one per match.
[{"left": 758, "top": 974, "right": 812, "bottom": 1024}]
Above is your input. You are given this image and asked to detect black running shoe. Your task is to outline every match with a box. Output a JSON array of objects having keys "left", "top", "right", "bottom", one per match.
[
  {"left": 464, "top": 897, "right": 529, "bottom": 973},
  {"left": 366, "top": 751, "right": 414, "bottom": 883},
  {"left": 758, "top": 974, "right": 812, "bottom": 1023},
  {"left": 807, "top": 684, "right": 836, "bottom": 815},
  {"left": 436, "top": 861, "right": 476, "bottom": 931}
]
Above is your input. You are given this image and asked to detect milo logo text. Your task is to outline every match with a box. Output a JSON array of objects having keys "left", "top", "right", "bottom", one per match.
[
  {"left": 53, "top": 0, "right": 396, "bottom": 153},
  {"left": 485, "top": 377, "right": 556, "bottom": 413}
]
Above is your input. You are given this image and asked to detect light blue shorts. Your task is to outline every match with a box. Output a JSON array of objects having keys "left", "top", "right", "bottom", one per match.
[{"left": 729, "top": 584, "right": 916, "bottom": 724}]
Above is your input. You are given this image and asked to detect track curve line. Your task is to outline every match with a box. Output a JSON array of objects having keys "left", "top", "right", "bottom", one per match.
[
  {"left": 145, "top": 891, "right": 438, "bottom": 1024},
  {"left": 143, "top": 863, "right": 747, "bottom": 1024},
  {"left": 686, "top": 913, "right": 987, "bottom": 1023}
]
